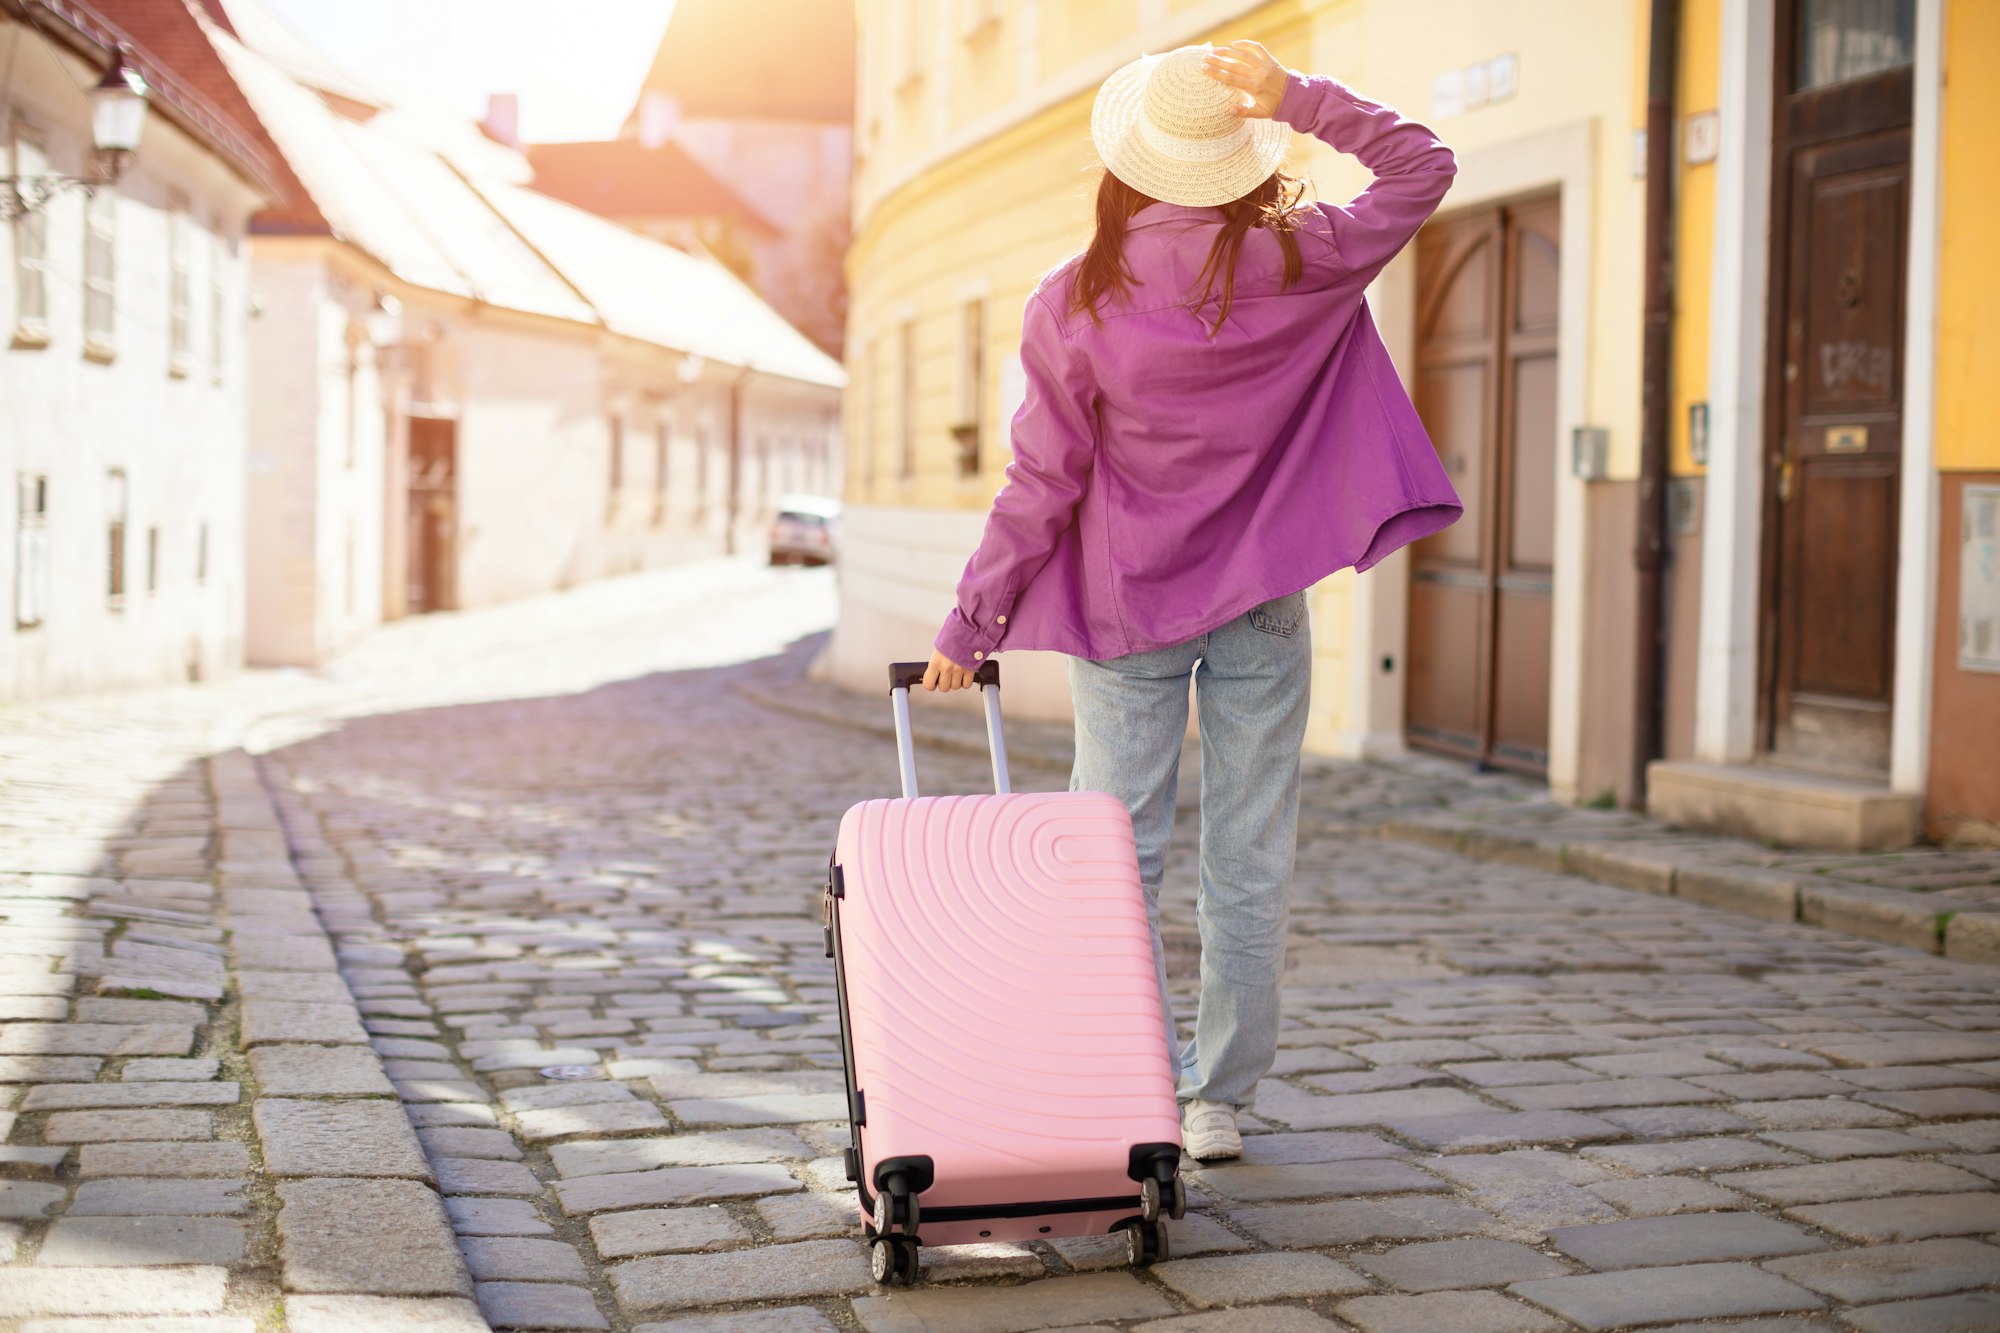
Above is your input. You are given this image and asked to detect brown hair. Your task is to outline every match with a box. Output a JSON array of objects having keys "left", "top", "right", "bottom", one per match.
[{"left": 1070, "top": 169, "right": 1309, "bottom": 336}]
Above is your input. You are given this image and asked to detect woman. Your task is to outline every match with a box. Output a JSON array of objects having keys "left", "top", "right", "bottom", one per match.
[{"left": 922, "top": 40, "right": 1459, "bottom": 1161}]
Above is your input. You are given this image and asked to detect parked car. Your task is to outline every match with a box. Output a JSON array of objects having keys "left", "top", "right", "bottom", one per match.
[{"left": 769, "top": 495, "right": 841, "bottom": 566}]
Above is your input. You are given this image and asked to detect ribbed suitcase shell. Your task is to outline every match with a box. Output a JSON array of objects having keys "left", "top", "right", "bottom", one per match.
[{"left": 831, "top": 789, "right": 1181, "bottom": 1247}]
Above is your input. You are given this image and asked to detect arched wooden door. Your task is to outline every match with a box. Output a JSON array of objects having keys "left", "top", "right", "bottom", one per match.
[{"left": 1405, "top": 194, "right": 1560, "bottom": 775}]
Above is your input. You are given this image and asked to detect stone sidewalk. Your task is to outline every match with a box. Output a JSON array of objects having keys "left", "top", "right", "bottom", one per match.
[
  {"left": 5, "top": 557, "right": 2000, "bottom": 1332},
  {"left": 749, "top": 673, "right": 2000, "bottom": 964}
]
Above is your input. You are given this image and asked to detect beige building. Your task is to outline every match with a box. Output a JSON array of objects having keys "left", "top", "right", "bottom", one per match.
[
  {"left": 836, "top": 0, "right": 1995, "bottom": 848},
  {"left": 2, "top": 0, "right": 269, "bottom": 702}
]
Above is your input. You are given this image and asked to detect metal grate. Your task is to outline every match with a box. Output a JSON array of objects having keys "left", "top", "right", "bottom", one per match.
[{"left": 1669, "top": 477, "right": 1702, "bottom": 538}]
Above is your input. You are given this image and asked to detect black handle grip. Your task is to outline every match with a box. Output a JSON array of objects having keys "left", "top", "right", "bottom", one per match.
[{"left": 889, "top": 660, "right": 999, "bottom": 693}]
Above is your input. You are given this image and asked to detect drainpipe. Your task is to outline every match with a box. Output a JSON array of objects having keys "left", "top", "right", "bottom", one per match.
[
  {"left": 1632, "top": 0, "right": 1681, "bottom": 805},
  {"left": 724, "top": 365, "right": 752, "bottom": 555}
]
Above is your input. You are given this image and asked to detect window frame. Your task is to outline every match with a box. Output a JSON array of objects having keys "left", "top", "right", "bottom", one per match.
[
  {"left": 15, "top": 472, "right": 49, "bottom": 630},
  {"left": 952, "top": 297, "right": 986, "bottom": 478},
  {"left": 106, "top": 468, "right": 127, "bottom": 609},
  {"left": 898, "top": 319, "right": 918, "bottom": 482},
  {"left": 82, "top": 184, "right": 117, "bottom": 362},
  {"left": 10, "top": 123, "right": 51, "bottom": 347},
  {"left": 653, "top": 418, "right": 670, "bottom": 526},
  {"left": 209, "top": 229, "right": 227, "bottom": 383},
  {"left": 167, "top": 192, "right": 192, "bottom": 377}
]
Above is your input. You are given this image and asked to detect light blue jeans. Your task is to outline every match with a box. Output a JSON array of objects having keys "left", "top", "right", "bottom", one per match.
[{"left": 1068, "top": 591, "right": 1311, "bottom": 1110}]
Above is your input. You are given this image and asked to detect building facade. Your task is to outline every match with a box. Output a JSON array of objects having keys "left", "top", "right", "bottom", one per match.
[
  {"left": 2, "top": 0, "right": 268, "bottom": 702},
  {"left": 206, "top": 4, "right": 844, "bottom": 666},
  {"left": 620, "top": 0, "right": 855, "bottom": 358},
  {"left": 835, "top": 0, "right": 1996, "bottom": 847}
]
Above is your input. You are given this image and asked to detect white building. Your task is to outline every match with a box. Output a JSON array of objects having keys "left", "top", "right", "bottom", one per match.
[
  {"left": 1, "top": 0, "right": 269, "bottom": 702},
  {"left": 202, "top": 1, "right": 844, "bottom": 666}
]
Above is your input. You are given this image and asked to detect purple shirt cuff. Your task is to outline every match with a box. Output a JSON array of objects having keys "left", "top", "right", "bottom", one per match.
[{"left": 934, "top": 610, "right": 991, "bottom": 670}]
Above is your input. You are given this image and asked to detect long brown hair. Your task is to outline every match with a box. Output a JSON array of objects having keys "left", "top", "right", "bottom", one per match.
[{"left": 1070, "top": 170, "right": 1309, "bottom": 336}]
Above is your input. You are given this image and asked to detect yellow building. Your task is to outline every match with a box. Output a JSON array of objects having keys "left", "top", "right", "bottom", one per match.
[{"left": 832, "top": 0, "right": 1998, "bottom": 848}]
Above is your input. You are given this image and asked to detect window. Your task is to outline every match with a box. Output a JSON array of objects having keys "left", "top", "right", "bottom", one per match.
[
  {"left": 1797, "top": 0, "right": 1914, "bottom": 90},
  {"left": 862, "top": 340, "right": 878, "bottom": 490},
  {"left": 896, "top": 0, "right": 928, "bottom": 89},
  {"left": 196, "top": 520, "right": 209, "bottom": 586},
  {"left": 209, "top": 231, "right": 226, "bottom": 381},
  {"left": 952, "top": 298, "right": 986, "bottom": 477},
  {"left": 106, "top": 469, "right": 127, "bottom": 607},
  {"left": 898, "top": 320, "right": 917, "bottom": 480},
  {"left": 83, "top": 187, "right": 116, "bottom": 359},
  {"left": 608, "top": 415, "right": 624, "bottom": 496},
  {"left": 11, "top": 129, "right": 49, "bottom": 342},
  {"left": 167, "top": 194, "right": 191, "bottom": 375},
  {"left": 15, "top": 474, "right": 48, "bottom": 629},
  {"left": 654, "top": 421, "right": 670, "bottom": 524},
  {"left": 344, "top": 333, "right": 361, "bottom": 468},
  {"left": 694, "top": 423, "right": 711, "bottom": 515},
  {"left": 961, "top": 0, "right": 1003, "bottom": 38},
  {"left": 145, "top": 525, "right": 159, "bottom": 594}
]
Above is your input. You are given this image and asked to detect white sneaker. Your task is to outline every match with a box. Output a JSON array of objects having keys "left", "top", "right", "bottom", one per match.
[{"left": 1181, "top": 1099, "right": 1241, "bottom": 1162}]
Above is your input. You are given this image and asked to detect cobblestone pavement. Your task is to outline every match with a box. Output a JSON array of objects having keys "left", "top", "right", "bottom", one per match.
[{"left": 6, "top": 559, "right": 2000, "bottom": 1331}]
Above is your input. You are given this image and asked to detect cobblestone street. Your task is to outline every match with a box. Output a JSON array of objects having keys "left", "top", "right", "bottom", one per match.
[{"left": 4, "top": 559, "right": 2000, "bottom": 1331}]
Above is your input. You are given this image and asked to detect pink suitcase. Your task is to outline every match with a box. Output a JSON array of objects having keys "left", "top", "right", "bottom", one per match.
[{"left": 823, "top": 661, "right": 1185, "bottom": 1286}]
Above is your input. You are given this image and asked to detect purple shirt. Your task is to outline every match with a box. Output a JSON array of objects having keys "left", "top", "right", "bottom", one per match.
[{"left": 936, "top": 73, "right": 1461, "bottom": 667}]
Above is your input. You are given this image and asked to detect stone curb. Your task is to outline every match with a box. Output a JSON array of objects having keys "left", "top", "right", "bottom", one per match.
[
  {"left": 739, "top": 679, "right": 1997, "bottom": 962},
  {"left": 1374, "top": 814, "right": 1998, "bottom": 958},
  {"left": 206, "top": 750, "right": 475, "bottom": 1303}
]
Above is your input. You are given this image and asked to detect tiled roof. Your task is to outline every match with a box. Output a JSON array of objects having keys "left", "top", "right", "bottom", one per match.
[
  {"left": 24, "top": 0, "right": 286, "bottom": 202},
  {"left": 211, "top": 28, "right": 474, "bottom": 296},
  {"left": 471, "top": 176, "right": 845, "bottom": 388},
  {"left": 625, "top": 0, "right": 854, "bottom": 124},
  {"left": 525, "top": 139, "right": 777, "bottom": 237},
  {"left": 211, "top": 0, "right": 387, "bottom": 111},
  {"left": 204, "top": 23, "right": 838, "bottom": 387}
]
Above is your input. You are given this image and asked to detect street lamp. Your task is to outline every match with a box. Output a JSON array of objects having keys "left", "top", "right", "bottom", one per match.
[
  {"left": 0, "top": 44, "right": 149, "bottom": 224},
  {"left": 89, "top": 44, "right": 149, "bottom": 168}
]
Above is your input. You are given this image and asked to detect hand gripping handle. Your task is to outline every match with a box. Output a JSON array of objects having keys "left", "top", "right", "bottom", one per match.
[{"left": 885, "top": 661, "right": 1010, "bottom": 799}]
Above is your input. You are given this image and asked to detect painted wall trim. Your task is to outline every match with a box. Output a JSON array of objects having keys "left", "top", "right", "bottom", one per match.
[
  {"left": 1694, "top": 0, "right": 1774, "bottom": 765},
  {"left": 1890, "top": 0, "right": 1945, "bottom": 794},
  {"left": 855, "top": 0, "right": 1274, "bottom": 233},
  {"left": 1434, "top": 116, "right": 1598, "bottom": 799}
]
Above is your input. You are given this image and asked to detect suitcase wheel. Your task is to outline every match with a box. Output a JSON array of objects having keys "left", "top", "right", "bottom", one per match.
[
  {"left": 1122, "top": 1218, "right": 1170, "bottom": 1267},
  {"left": 1139, "top": 1174, "right": 1187, "bottom": 1223},
  {"left": 869, "top": 1234, "right": 920, "bottom": 1286}
]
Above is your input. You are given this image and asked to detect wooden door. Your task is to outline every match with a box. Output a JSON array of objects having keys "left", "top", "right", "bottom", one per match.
[
  {"left": 1406, "top": 194, "right": 1560, "bottom": 775},
  {"left": 1763, "top": 0, "right": 1914, "bottom": 775},
  {"left": 407, "top": 416, "right": 458, "bottom": 614}
]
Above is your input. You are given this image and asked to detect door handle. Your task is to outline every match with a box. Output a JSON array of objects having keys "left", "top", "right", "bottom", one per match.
[{"left": 1777, "top": 459, "right": 1797, "bottom": 504}]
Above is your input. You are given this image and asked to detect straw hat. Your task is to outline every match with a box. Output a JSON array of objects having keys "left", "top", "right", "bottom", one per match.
[{"left": 1091, "top": 44, "right": 1289, "bottom": 207}]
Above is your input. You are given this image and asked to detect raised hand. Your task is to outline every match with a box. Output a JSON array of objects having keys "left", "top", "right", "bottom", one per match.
[{"left": 1202, "top": 40, "right": 1291, "bottom": 120}]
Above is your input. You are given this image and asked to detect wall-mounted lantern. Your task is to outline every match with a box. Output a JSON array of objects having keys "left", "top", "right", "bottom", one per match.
[
  {"left": 1, "top": 43, "right": 149, "bottom": 223},
  {"left": 89, "top": 45, "right": 150, "bottom": 168}
]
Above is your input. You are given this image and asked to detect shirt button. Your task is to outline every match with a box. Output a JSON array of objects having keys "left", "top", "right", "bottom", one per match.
[
  {"left": 996, "top": 615, "right": 1007, "bottom": 625},
  {"left": 973, "top": 651, "right": 985, "bottom": 660}
]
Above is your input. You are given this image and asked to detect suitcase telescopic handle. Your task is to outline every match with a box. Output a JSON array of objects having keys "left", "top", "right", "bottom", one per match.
[{"left": 885, "top": 661, "right": 1011, "bottom": 799}]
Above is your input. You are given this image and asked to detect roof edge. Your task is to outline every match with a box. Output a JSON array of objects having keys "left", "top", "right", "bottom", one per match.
[{"left": 4, "top": 0, "right": 281, "bottom": 198}]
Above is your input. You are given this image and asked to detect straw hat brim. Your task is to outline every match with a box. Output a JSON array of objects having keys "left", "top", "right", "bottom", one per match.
[{"left": 1091, "top": 53, "right": 1290, "bottom": 208}]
